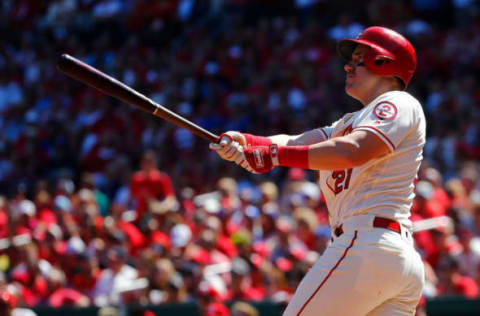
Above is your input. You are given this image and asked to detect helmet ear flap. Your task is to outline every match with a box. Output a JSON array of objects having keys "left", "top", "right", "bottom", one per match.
[{"left": 363, "top": 47, "right": 397, "bottom": 77}]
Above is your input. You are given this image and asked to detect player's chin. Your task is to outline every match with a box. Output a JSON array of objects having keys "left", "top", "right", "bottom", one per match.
[
  {"left": 345, "top": 85, "right": 362, "bottom": 102},
  {"left": 345, "top": 84, "right": 355, "bottom": 97}
]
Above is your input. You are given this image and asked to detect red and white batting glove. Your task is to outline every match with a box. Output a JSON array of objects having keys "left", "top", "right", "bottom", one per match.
[
  {"left": 209, "top": 131, "right": 272, "bottom": 163},
  {"left": 242, "top": 133, "right": 272, "bottom": 147},
  {"left": 242, "top": 144, "right": 310, "bottom": 174},
  {"left": 216, "top": 131, "right": 273, "bottom": 147},
  {"left": 209, "top": 134, "right": 257, "bottom": 173},
  {"left": 209, "top": 133, "right": 244, "bottom": 162},
  {"left": 241, "top": 145, "right": 277, "bottom": 174},
  {"left": 210, "top": 132, "right": 309, "bottom": 174},
  {"left": 221, "top": 131, "right": 247, "bottom": 146}
]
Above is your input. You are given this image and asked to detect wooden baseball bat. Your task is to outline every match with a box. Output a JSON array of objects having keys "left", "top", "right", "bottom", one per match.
[{"left": 57, "top": 54, "right": 220, "bottom": 143}]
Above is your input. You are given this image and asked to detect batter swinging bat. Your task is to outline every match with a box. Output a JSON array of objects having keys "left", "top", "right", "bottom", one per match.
[{"left": 57, "top": 54, "right": 219, "bottom": 143}]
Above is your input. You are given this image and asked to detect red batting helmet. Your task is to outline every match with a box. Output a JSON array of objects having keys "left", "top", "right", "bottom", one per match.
[{"left": 337, "top": 26, "right": 417, "bottom": 89}]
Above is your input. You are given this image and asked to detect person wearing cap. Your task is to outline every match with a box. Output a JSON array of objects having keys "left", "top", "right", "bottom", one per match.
[
  {"left": 211, "top": 26, "right": 426, "bottom": 315},
  {"left": 130, "top": 150, "right": 178, "bottom": 220},
  {"left": 93, "top": 246, "right": 138, "bottom": 306}
]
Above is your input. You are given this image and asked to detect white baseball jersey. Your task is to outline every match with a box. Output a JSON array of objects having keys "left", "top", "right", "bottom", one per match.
[{"left": 317, "top": 90, "right": 426, "bottom": 230}]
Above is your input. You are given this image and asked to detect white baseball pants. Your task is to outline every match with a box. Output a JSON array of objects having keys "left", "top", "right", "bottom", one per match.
[{"left": 283, "top": 214, "right": 424, "bottom": 316}]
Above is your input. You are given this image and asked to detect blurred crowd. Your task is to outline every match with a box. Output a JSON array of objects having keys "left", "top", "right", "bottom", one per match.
[{"left": 1, "top": 0, "right": 480, "bottom": 314}]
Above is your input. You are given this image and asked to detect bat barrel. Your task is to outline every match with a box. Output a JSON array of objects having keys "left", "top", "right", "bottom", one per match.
[{"left": 57, "top": 54, "right": 219, "bottom": 143}]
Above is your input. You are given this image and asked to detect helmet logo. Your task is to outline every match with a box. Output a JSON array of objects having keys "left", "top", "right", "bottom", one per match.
[{"left": 373, "top": 101, "right": 397, "bottom": 120}]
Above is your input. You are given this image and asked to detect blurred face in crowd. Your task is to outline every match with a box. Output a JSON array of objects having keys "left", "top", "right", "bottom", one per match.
[
  {"left": 296, "top": 219, "right": 311, "bottom": 239},
  {"left": 107, "top": 249, "right": 124, "bottom": 272},
  {"left": 21, "top": 243, "right": 39, "bottom": 269},
  {"left": 78, "top": 255, "right": 98, "bottom": 276},
  {"left": 199, "top": 230, "right": 216, "bottom": 251},
  {"left": 437, "top": 261, "right": 457, "bottom": 286},
  {"left": 431, "top": 229, "right": 449, "bottom": 251},
  {"left": 152, "top": 259, "right": 174, "bottom": 289},
  {"left": 141, "top": 152, "right": 157, "bottom": 172},
  {"left": 458, "top": 229, "right": 472, "bottom": 250},
  {"left": 261, "top": 214, "right": 275, "bottom": 235}
]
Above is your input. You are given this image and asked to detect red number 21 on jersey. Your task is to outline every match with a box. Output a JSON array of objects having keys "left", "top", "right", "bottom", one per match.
[{"left": 331, "top": 168, "right": 353, "bottom": 195}]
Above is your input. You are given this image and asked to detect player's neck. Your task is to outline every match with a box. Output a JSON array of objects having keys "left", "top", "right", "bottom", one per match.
[
  {"left": 360, "top": 78, "right": 402, "bottom": 106},
  {"left": 362, "top": 84, "right": 399, "bottom": 106}
]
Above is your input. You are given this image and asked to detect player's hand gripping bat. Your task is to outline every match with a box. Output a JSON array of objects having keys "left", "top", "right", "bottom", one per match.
[{"left": 57, "top": 54, "right": 220, "bottom": 143}]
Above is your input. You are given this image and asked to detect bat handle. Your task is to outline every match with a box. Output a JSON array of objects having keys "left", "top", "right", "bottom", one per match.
[{"left": 149, "top": 105, "right": 220, "bottom": 143}]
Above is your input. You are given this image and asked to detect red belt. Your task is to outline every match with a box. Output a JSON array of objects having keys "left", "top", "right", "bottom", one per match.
[{"left": 334, "top": 217, "right": 401, "bottom": 237}]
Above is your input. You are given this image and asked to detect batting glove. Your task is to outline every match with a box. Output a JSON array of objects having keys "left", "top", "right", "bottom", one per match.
[
  {"left": 218, "top": 131, "right": 272, "bottom": 147},
  {"left": 209, "top": 134, "right": 244, "bottom": 162},
  {"left": 209, "top": 135, "right": 256, "bottom": 173},
  {"left": 210, "top": 132, "right": 280, "bottom": 174},
  {"left": 242, "top": 144, "right": 280, "bottom": 174},
  {"left": 221, "top": 131, "right": 247, "bottom": 146}
]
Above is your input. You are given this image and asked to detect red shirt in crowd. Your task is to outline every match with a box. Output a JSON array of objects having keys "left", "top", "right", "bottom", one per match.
[
  {"left": 437, "top": 275, "right": 479, "bottom": 298},
  {"left": 49, "top": 288, "right": 86, "bottom": 307},
  {"left": 130, "top": 170, "right": 175, "bottom": 217},
  {"left": 0, "top": 210, "right": 8, "bottom": 238}
]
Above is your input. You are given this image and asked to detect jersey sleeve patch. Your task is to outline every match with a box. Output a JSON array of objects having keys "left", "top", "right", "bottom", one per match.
[{"left": 373, "top": 101, "right": 397, "bottom": 120}]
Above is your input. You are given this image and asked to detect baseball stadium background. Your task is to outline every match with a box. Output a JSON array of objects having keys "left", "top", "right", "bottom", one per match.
[{"left": 1, "top": 0, "right": 480, "bottom": 315}]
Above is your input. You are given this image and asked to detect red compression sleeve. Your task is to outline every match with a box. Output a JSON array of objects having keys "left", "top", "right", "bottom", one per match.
[
  {"left": 243, "top": 133, "right": 272, "bottom": 146},
  {"left": 277, "top": 145, "right": 310, "bottom": 169}
]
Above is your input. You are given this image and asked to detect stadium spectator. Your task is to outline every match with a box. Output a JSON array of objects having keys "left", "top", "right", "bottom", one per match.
[
  {"left": 93, "top": 246, "right": 138, "bottom": 306},
  {"left": 130, "top": 150, "right": 178, "bottom": 219},
  {"left": 436, "top": 255, "right": 479, "bottom": 298},
  {"left": 46, "top": 268, "right": 90, "bottom": 307}
]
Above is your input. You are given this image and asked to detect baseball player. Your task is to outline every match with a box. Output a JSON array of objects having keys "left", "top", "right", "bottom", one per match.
[{"left": 211, "top": 26, "right": 425, "bottom": 315}]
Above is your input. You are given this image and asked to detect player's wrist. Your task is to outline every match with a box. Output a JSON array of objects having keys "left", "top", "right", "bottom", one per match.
[
  {"left": 272, "top": 144, "right": 310, "bottom": 169},
  {"left": 243, "top": 133, "right": 272, "bottom": 147}
]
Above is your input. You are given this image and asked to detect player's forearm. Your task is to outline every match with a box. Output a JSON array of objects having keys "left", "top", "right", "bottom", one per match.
[
  {"left": 308, "top": 137, "right": 362, "bottom": 170},
  {"left": 269, "top": 130, "right": 328, "bottom": 146},
  {"left": 244, "top": 134, "right": 298, "bottom": 146},
  {"left": 255, "top": 134, "right": 362, "bottom": 170},
  {"left": 274, "top": 130, "right": 389, "bottom": 171},
  {"left": 220, "top": 130, "right": 326, "bottom": 148},
  {"left": 239, "top": 138, "right": 361, "bottom": 173},
  {"left": 268, "top": 134, "right": 294, "bottom": 146}
]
